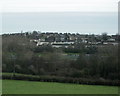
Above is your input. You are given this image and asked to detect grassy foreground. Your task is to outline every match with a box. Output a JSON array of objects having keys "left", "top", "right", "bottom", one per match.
[{"left": 2, "top": 80, "right": 119, "bottom": 94}]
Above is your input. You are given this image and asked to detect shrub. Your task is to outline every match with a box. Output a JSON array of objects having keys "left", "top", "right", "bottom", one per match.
[{"left": 2, "top": 73, "right": 120, "bottom": 86}]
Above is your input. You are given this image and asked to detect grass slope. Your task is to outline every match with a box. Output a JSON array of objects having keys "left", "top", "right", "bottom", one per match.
[{"left": 2, "top": 80, "right": 119, "bottom": 94}]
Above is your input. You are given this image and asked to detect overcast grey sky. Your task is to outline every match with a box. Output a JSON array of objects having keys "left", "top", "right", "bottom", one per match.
[
  {"left": 2, "top": 12, "right": 117, "bottom": 35},
  {"left": 0, "top": 0, "right": 119, "bottom": 12},
  {"left": 0, "top": 0, "right": 118, "bottom": 35}
]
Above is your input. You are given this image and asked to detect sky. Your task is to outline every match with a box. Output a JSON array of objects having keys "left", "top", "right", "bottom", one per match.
[
  {"left": 0, "top": 0, "right": 119, "bottom": 35},
  {"left": 0, "top": 0, "right": 119, "bottom": 12}
]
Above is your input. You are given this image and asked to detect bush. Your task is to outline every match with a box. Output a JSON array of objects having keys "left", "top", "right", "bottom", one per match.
[{"left": 2, "top": 73, "right": 120, "bottom": 86}]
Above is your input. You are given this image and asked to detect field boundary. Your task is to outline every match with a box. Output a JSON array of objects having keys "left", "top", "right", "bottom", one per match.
[
  {"left": 1, "top": 94, "right": 119, "bottom": 96},
  {"left": 2, "top": 73, "right": 120, "bottom": 86}
]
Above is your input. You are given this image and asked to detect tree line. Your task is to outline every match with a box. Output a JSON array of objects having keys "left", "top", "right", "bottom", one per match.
[{"left": 2, "top": 34, "right": 120, "bottom": 85}]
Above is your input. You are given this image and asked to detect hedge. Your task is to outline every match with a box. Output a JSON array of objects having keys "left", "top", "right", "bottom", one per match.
[{"left": 2, "top": 73, "right": 120, "bottom": 86}]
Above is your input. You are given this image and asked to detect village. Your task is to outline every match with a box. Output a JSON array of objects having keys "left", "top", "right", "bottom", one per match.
[{"left": 28, "top": 31, "right": 119, "bottom": 48}]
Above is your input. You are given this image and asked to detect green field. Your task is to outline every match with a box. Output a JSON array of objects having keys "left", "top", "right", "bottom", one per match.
[{"left": 2, "top": 80, "right": 119, "bottom": 94}]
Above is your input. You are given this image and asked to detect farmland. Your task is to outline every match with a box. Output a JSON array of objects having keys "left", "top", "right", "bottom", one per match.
[{"left": 2, "top": 80, "right": 119, "bottom": 94}]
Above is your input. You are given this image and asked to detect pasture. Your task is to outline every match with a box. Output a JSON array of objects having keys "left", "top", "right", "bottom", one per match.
[{"left": 2, "top": 80, "right": 119, "bottom": 94}]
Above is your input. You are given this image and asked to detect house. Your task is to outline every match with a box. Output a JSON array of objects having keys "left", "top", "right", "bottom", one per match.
[
  {"left": 107, "top": 38, "right": 116, "bottom": 42},
  {"left": 51, "top": 42, "right": 74, "bottom": 48},
  {"left": 37, "top": 42, "right": 50, "bottom": 46}
]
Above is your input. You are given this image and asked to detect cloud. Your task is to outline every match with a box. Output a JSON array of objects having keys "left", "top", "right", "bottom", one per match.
[{"left": 1, "top": 0, "right": 119, "bottom": 12}]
